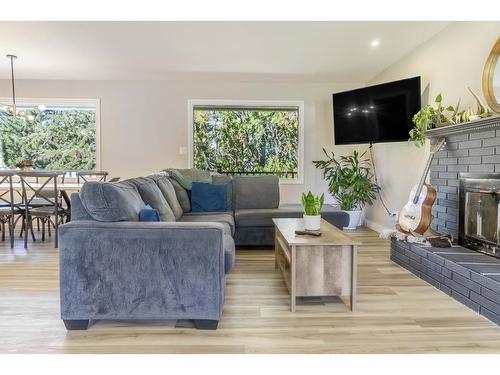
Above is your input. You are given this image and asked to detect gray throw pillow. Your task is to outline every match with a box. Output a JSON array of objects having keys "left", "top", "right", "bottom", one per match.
[
  {"left": 168, "top": 177, "right": 191, "bottom": 213},
  {"left": 148, "top": 174, "right": 183, "bottom": 220},
  {"left": 79, "top": 181, "right": 144, "bottom": 222},
  {"left": 123, "top": 177, "right": 175, "bottom": 222}
]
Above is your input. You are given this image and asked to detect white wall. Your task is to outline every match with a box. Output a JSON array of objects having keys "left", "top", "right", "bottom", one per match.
[
  {"left": 364, "top": 22, "right": 500, "bottom": 231},
  {"left": 0, "top": 77, "right": 361, "bottom": 203},
  {"left": 2, "top": 22, "right": 498, "bottom": 230}
]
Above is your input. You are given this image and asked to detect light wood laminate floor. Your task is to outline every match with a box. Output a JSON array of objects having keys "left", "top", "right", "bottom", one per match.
[{"left": 1, "top": 227, "right": 500, "bottom": 353}]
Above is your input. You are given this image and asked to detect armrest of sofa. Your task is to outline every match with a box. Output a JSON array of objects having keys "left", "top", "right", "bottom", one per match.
[{"left": 59, "top": 221, "right": 227, "bottom": 322}]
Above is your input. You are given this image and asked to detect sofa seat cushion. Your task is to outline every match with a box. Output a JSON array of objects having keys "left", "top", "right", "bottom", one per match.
[
  {"left": 234, "top": 204, "right": 349, "bottom": 229},
  {"left": 79, "top": 181, "right": 145, "bottom": 222},
  {"left": 223, "top": 234, "right": 235, "bottom": 274},
  {"left": 180, "top": 212, "right": 235, "bottom": 236}
]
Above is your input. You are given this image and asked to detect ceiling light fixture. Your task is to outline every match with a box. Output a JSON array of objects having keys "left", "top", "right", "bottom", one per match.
[
  {"left": 6, "top": 54, "right": 18, "bottom": 117},
  {"left": 1, "top": 54, "right": 23, "bottom": 119},
  {"left": 371, "top": 40, "right": 380, "bottom": 47}
]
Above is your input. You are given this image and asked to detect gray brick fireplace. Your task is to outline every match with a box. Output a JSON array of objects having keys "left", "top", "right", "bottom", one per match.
[
  {"left": 390, "top": 116, "right": 500, "bottom": 325},
  {"left": 429, "top": 117, "right": 500, "bottom": 240}
]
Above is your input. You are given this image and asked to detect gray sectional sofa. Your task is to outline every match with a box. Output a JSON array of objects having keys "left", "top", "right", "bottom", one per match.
[{"left": 59, "top": 173, "right": 348, "bottom": 330}]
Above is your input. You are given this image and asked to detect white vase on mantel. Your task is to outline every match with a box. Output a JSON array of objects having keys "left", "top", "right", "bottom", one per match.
[{"left": 303, "top": 214, "right": 321, "bottom": 231}]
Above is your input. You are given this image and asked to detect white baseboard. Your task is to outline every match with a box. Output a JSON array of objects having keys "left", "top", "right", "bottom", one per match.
[{"left": 364, "top": 219, "right": 394, "bottom": 234}]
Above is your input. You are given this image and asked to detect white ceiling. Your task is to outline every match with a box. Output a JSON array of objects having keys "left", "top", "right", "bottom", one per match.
[{"left": 0, "top": 22, "right": 450, "bottom": 82}]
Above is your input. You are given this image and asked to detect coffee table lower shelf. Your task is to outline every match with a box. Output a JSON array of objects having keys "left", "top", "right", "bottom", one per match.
[{"left": 273, "top": 218, "right": 359, "bottom": 312}]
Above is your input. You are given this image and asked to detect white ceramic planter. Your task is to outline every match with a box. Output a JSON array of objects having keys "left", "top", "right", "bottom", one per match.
[
  {"left": 343, "top": 210, "right": 362, "bottom": 230},
  {"left": 303, "top": 214, "right": 321, "bottom": 231}
]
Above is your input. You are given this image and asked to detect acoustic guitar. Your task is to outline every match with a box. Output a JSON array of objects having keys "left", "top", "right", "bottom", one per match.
[{"left": 398, "top": 138, "right": 446, "bottom": 235}]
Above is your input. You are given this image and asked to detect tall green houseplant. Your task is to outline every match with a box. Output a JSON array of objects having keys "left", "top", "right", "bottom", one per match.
[{"left": 313, "top": 149, "right": 379, "bottom": 211}]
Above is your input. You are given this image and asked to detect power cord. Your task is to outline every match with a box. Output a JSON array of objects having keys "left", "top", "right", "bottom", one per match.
[{"left": 368, "top": 142, "right": 396, "bottom": 217}]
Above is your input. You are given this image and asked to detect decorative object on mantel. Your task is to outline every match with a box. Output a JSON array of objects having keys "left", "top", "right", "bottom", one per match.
[
  {"left": 301, "top": 191, "right": 324, "bottom": 231},
  {"left": 410, "top": 91, "right": 493, "bottom": 147},
  {"left": 482, "top": 37, "right": 500, "bottom": 113},
  {"left": 425, "top": 113, "right": 500, "bottom": 139},
  {"left": 313, "top": 149, "right": 379, "bottom": 230}
]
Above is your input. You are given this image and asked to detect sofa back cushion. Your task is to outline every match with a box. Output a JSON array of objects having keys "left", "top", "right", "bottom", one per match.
[
  {"left": 168, "top": 177, "right": 191, "bottom": 213},
  {"left": 165, "top": 168, "right": 212, "bottom": 190},
  {"left": 148, "top": 174, "right": 184, "bottom": 220},
  {"left": 232, "top": 175, "right": 280, "bottom": 209},
  {"left": 79, "top": 181, "right": 145, "bottom": 222},
  {"left": 123, "top": 177, "right": 175, "bottom": 222},
  {"left": 70, "top": 193, "right": 93, "bottom": 221}
]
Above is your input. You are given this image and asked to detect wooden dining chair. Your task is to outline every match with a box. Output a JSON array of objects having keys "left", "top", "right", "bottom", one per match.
[
  {"left": 0, "top": 171, "right": 23, "bottom": 248},
  {"left": 19, "top": 171, "right": 68, "bottom": 249},
  {"left": 77, "top": 170, "right": 108, "bottom": 184}
]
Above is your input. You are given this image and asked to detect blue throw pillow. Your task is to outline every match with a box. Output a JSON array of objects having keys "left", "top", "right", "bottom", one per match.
[
  {"left": 191, "top": 182, "right": 227, "bottom": 212},
  {"left": 139, "top": 204, "right": 161, "bottom": 222}
]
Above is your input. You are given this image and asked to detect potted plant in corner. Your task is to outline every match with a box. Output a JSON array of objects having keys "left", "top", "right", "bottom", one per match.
[
  {"left": 313, "top": 149, "right": 379, "bottom": 230},
  {"left": 301, "top": 191, "right": 324, "bottom": 231}
]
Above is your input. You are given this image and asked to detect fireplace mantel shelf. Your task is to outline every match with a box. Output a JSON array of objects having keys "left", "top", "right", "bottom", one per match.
[{"left": 426, "top": 115, "right": 500, "bottom": 139}]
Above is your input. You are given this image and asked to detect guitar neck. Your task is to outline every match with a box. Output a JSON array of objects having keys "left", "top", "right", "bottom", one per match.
[{"left": 413, "top": 143, "right": 442, "bottom": 203}]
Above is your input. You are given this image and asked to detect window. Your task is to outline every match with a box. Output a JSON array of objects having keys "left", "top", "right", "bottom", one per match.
[
  {"left": 189, "top": 100, "right": 304, "bottom": 183},
  {"left": 0, "top": 99, "right": 99, "bottom": 171}
]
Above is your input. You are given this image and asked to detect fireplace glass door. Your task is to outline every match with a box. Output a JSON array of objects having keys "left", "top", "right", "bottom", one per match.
[
  {"left": 459, "top": 173, "right": 500, "bottom": 258},
  {"left": 464, "top": 191, "right": 499, "bottom": 246}
]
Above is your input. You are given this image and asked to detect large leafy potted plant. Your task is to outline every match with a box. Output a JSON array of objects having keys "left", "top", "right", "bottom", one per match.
[
  {"left": 301, "top": 191, "right": 324, "bottom": 231},
  {"left": 313, "top": 149, "right": 379, "bottom": 229}
]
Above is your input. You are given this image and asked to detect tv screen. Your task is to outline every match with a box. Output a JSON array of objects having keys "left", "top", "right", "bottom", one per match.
[{"left": 333, "top": 77, "right": 421, "bottom": 145}]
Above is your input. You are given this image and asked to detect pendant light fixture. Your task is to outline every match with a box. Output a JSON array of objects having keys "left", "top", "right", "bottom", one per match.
[
  {"left": 1, "top": 54, "right": 21, "bottom": 118},
  {"left": 6, "top": 54, "right": 18, "bottom": 118}
]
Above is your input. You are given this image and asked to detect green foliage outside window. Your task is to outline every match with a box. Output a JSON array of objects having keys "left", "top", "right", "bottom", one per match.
[
  {"left": 193, "top": 109, "right": 299, "bottom": 178},
  {"left": 0, "top": 107, "right": 96, "bottom": 170}
]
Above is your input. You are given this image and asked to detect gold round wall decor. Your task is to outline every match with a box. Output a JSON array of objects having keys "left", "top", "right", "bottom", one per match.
[{"left": 483, "top": 37, "right": 500, "bottom": 113}]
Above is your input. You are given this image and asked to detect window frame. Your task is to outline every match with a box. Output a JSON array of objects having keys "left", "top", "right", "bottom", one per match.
[
  {"left": 187, "top": 99, "right": 304, "bottom": 185},
  {"left": 0, "top": 97, "right": 102, "bottom": 170}
]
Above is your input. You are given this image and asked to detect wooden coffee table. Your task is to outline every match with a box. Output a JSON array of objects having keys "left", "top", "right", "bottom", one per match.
[{"left": 273, "top": 218, "right": 362, "bottom": 312}]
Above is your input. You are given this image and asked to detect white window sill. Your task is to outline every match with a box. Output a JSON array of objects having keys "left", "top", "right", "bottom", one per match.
[{"left": 279, "top": 178, "right": 303, "bottom": 185}]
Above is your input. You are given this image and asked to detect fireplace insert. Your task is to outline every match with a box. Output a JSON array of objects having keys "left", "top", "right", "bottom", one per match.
[{"left": 459, "top": 173, "right": 500, "bottom": 258}]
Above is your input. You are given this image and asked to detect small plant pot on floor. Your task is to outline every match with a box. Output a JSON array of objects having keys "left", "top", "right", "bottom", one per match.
[{"left": 343, "top": 210, "right": 362, "bottom": 230}]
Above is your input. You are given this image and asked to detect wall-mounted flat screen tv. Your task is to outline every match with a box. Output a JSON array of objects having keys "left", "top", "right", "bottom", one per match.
[{"left": 333, "top": 76, "right": 421, "bottom": 145}]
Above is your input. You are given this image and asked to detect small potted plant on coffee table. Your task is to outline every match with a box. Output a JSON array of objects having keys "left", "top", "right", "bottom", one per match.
[{"left": 301, "top": 191, "right": 324, "bottom": 231}]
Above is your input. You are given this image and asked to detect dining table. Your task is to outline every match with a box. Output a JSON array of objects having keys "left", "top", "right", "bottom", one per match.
[{"left": 0, "top": 169, "right": 84, "bottom": 194}]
